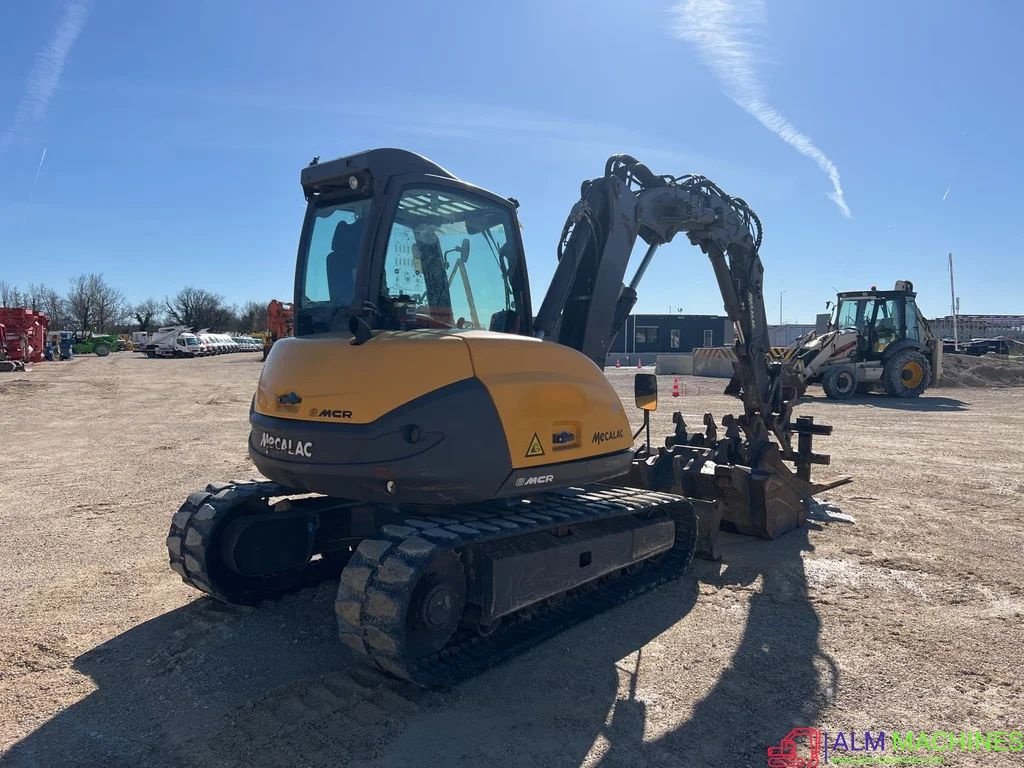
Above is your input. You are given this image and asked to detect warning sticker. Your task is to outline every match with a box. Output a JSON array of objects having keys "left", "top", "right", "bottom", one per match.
[{"left": 525, "top": 433, "right": 546, "bottom": 458}]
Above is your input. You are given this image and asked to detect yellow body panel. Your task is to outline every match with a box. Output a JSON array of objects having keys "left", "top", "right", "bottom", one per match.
[
  {"left": 462, "top": 334, "right": 632, "bottom": 468},
  {"left": 256, "top": 331, "right": 474, "bottom": 423},
  {"left": 255, "top": 329, "right": 633, "bottom": 466}
]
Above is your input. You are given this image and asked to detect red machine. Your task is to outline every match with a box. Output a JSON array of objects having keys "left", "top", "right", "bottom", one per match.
[
  {"left": 262, "top": 299, "right": 294, "bottom": 361},
  {"left": 0, "top": 323, "right": 23, "bottom": 372},
  {"left": 0, "top": 308, "right": 49, "bottom": 366}
]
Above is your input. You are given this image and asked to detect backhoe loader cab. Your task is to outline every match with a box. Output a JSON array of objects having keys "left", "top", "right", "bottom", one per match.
[
  {"left": 831, "top": 286, "right": 925, "bottom": 357},
  {"left": 791, "top": 280, "right": 939, "bottom": 399}
]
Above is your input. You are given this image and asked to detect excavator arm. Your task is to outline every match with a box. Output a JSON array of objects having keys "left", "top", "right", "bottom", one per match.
[{"left": 534, "top": 155, "right": 782, "bottom": 427}]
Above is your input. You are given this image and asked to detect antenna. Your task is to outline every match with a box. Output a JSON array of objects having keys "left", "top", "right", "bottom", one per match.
[{"left": 948, "top": 252, "right": 958, "bottom": 350}]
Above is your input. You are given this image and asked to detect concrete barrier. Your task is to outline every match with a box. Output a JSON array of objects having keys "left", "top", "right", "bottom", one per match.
[
  {"left": 692, "top": 347, "right": 736, "bottom": 378},
  {"left": 655, "top": 354, "right": 693, "bottom": 375}
]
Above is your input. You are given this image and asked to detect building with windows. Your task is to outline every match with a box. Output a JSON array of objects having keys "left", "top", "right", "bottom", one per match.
[
  {"left": 928, "top": 314, "right": 1024, "bottom": 340},
  {"left": 609, "top": 314, "right": 729, "bottom": 356}
]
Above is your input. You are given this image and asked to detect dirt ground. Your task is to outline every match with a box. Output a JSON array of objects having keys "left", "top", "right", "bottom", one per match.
[{"left": 1, "top": 354, "right": 1022, "bottom": 768}]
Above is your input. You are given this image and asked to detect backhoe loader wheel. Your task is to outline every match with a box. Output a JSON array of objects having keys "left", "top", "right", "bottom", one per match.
[
  {"left": 883, "top": 349, "right": 931, "bottom": 397},
  {"left": 94, "top": 343, "right": 111, "bottom": 357},
  {"left": 822, "top": 366, "right": 857, "bottom": 400}
]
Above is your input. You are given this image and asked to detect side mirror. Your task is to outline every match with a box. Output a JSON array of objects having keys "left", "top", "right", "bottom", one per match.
[
  {"left": 458, "top": 238, "right": 470, "bottom": 264},
  {"left": 634, "top": 373, "right": 658, "bottom": 412}
]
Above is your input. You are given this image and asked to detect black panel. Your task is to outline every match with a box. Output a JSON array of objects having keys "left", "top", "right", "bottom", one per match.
[{"left": 250, "top": 378, "right": 513, "bottom": 505}]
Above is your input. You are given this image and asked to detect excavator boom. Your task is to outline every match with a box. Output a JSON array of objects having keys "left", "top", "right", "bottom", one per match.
[{"left": 535, "top": 154, "right": 791, "bottom": 448}]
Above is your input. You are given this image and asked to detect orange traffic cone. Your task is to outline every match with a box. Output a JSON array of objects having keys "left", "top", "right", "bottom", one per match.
[
  {"left": 615, "top": 358, "right": 621, "bottom": 368},
  {"left": 672, "top": 377, "right": 680, "bottom": 397},
  {"left": 636, "top": 358, "right": 642, "bottom": 368}
]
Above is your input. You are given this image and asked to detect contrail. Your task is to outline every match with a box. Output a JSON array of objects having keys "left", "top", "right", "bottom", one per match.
[
  {"left": 0, "top": 0, "right": 91, "bottom": 154},
  {"left": 32, "top": 147, "right": 48, "bottom": 185},
  {"left": 670, "top": 0, "right": 852, "bottom": 218},
  {"left": 941, "top": 162, "right": 960, "bottom": 201},
  {"left": 22, "top": 147, "right": 49, "bottom": 225}
]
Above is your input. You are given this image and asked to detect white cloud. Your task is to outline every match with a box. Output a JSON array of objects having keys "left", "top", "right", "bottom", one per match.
[
  {"left": 670, "top": 0, "right": 851, "bottom": 218},
  {"left": 1, "top": 0, "right": 91, "bottom": 154}
]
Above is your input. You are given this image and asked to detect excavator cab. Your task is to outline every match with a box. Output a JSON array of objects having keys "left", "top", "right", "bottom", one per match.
[{"left": 293, "top": 149, "right": 532, "bottom": 339}]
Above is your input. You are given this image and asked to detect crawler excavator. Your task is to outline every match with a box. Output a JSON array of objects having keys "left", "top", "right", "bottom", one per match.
[{"left": 168, "top": 149, "right": 847, "bottom": 686}]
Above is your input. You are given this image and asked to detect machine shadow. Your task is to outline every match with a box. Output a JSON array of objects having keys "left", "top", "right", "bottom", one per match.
[
  {"left": 2, "top": 582, "right": 357, "bottom": 768},
  {"left": 802, "top": 392, "right": 968, "bottom": 411},
  {"left": 593, "top": 526, "right": 837, "bottom": 767},
  {"left": 5, "top": 570, "right": 704, "bottom": 767}
]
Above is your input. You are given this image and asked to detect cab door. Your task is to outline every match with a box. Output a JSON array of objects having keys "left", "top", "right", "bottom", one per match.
[{"left": 866, "top": 298, "right": 900, "bottom": 359}]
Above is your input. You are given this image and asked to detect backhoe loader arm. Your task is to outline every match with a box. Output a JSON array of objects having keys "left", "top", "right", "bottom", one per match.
[{"left": 533, "top": 155, "right": 779, "bottom": 421}]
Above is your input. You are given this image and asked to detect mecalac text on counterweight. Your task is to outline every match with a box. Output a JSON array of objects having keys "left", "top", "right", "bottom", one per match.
[
  {"left": 259, "top": 432, "right": 313, "bottom": 457},
  {"left": 592, "top": 428, "right": 624, "bottom": 444}
]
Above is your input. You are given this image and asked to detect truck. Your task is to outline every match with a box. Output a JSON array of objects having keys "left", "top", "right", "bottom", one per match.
[{"left": 143, "top": 326, "right": 202, "bottom": 358}]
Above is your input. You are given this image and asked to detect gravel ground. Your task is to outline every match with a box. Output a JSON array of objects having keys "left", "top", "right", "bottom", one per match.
[{"left": 1, "top": 354, "right": 1022, "bottom": 767}]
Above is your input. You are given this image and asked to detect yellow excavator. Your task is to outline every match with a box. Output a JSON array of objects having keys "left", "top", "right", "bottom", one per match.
[{"left": 167, "top": 149, "right": 846, "bottom": 686}]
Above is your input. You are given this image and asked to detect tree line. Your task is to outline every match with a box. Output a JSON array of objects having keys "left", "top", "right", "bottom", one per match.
[{"left": 0, "top": 274, "right": 268, "bottom": 334}]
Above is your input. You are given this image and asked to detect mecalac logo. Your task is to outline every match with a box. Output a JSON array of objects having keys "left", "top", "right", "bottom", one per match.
[
  {"left": 591, "top": 428, "right": 624, "bottom": 444},
  {"left": 259, "top": 432, "right": 313, "bottom": 458}
]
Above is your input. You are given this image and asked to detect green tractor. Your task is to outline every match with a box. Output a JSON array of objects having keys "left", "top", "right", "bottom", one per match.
[{"left": 72, "top": 331, "right": 121, "bottom": 357}]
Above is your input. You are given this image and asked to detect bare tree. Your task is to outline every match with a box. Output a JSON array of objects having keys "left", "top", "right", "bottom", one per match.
[
  {"left": 40, "top": 287, "right": 68, "bottom": 329},
  {"left": 67, "top": 273, "right": 125, "bottom": 331},
  {"left": 24, "top": 284, "right": 45, "bottom": 311},
  {"left": 133, "top": 298, "right": 163, "bottom": 331},
  {"left": 21, "top": 284, "right": 67, "bottom": 327},
  {"left": 95, "top": 281, "right": 128, "bottom": 332},
  {"left": 0, "top": 281, "right": 25, "bottom": 308},
  {"left": 239, "top": 300, "right": 268, "bottom": 332},
  {"left": 67, "top": 275, "right": 96, "bottom": 330},
  {"left": 165, "top": 287, "right": 234, "bottom": 330}
]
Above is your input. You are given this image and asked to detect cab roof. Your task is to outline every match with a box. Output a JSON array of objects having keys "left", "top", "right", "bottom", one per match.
[{"left": 300, "top": 148, "right": 457, "bottom": 197}]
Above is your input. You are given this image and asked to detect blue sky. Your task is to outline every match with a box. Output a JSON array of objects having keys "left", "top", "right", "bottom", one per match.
[{"left": 1, "top": 0, "right": 1020, "bottom": 322}]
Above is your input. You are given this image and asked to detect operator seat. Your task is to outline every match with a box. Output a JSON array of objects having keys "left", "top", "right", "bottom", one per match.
[{"left": 326, "top": 220, "right": 363, "bottom": 303}]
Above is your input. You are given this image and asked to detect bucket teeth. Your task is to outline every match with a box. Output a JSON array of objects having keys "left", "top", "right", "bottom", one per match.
[{"left": 619, "top": 409, "right": 845, "bottom": 558}]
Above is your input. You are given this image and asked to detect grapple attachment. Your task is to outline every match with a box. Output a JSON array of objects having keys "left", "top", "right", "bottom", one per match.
[{"left": 620, "top": 410, "right": 851, "bottom": 559}]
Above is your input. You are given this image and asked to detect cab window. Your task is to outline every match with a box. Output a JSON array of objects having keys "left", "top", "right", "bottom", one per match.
[
  {"left": 379, "top": 187, "right": 517, "bottom": 331},
  {"left": 300, "top": 198, "right": 372, "bottom": 306}
]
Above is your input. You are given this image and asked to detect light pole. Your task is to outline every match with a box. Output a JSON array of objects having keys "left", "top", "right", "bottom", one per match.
[{"left": 779, "top": 290, "right": 785, "bottom": 326}]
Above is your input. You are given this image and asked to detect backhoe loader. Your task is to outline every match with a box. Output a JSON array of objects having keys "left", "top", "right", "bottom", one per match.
[
  {"left": 786, "top": 281, "right": 940, "bottom": 399},
  {"left": 168, "top": 149, "right": 847, "bottom": 686}
]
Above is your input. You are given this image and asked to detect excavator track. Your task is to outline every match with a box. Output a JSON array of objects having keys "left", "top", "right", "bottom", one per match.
[
  {"left": 336, "top": 486, "right": 697, "bottom": 687},
  {"left": 167, "top": 480, "right": 338, "bottom": 604},
  {"left": 168, "top": 482, "right": 697, "bottom": 687}
]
